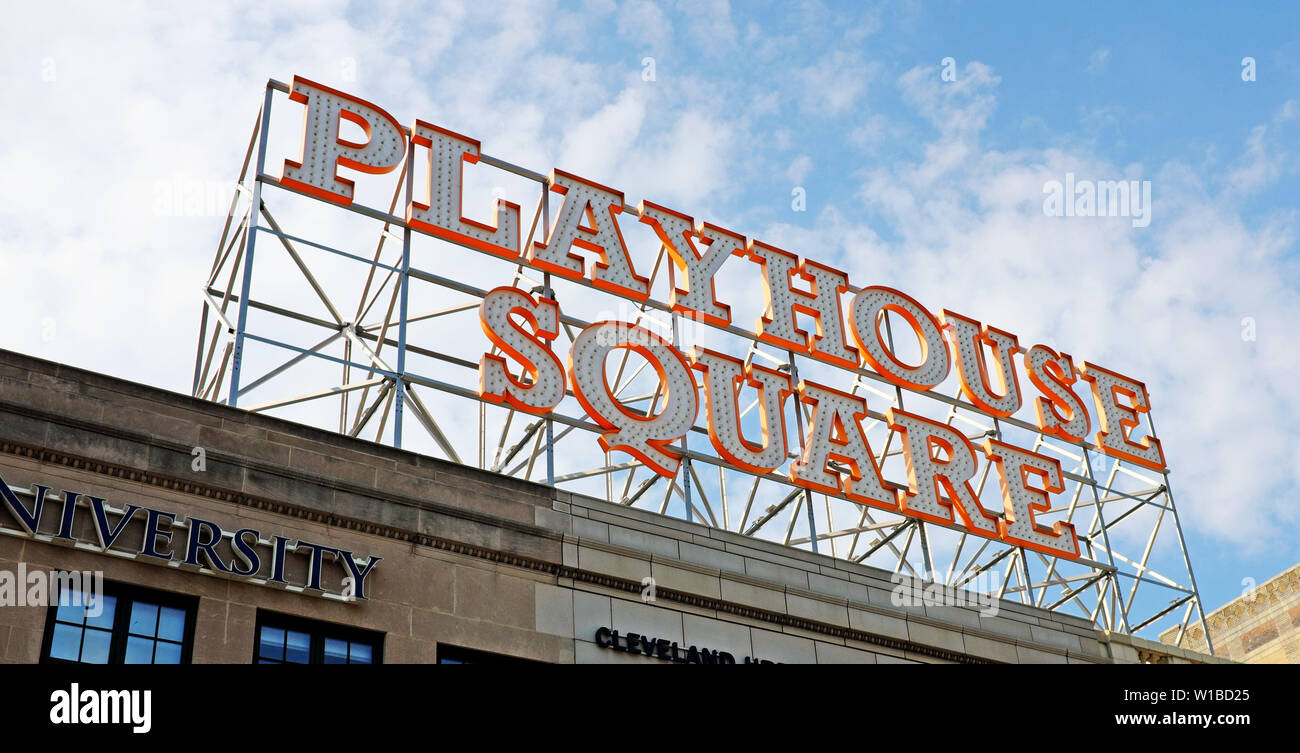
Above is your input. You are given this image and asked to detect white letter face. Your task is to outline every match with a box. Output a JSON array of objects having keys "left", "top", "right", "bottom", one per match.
[
  {"left": 691, "top": 348, "right": 791, "bottom": 474},
  {"left": 478, "top": 287, "right": 566, "bottom": 414},
  {"left": 639, "top": 202, "right": 742, "bottom": 327},
  {"left": 749, "top": 242, "right": 859, "bottom": 370},
  {"left": 888, "top": 409, "right": 1000, "bottom": 536},
  {"left": 983, "top": 439, "right": 1079, "bottom": 558},
  {"left": 569, "top": 321, "right": 697, "bottom": 477},
  {"left": 789, "top": 381, "right": 898, "bottom": 511},
  {"left": 281, "top": 77, "right": 406, "bottom": 206},
  {"left": 409, "top": 122, "right": 520, "bottom": 259},
  {"left": 1080, "top": 362, "right": 1166, "bottom": 471},
  {"left": 941, "top": 311, "right": 1023, "bottom": 417},
  {"left": 530, "top": 171, "right": 649, "bottom": 300},
  {"left": 1025, "top": 344, "right": 1090, "bottom": 443},
  {"left": 850, "top": 286, "right": 951, "bottom": 390}
]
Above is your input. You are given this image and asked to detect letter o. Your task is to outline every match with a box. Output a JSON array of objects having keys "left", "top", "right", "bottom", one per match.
[{"left": 850, "top": 286, "right": 951, "bottom": 390}]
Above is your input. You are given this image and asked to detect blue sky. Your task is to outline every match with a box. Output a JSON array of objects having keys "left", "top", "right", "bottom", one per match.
[{"left": 2, "top": 0, "right": 1299, "bottom": 628}]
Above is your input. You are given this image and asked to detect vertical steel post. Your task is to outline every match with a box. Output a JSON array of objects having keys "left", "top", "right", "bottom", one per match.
[
  {"left": 1082, "top": 446, "right": 1131, "bottom": 633},
  {"left": 541, "top": 181, "right": 555, "bottom": 488},
  {"left": 1147, "top": 412, "right": 1214, "bottom": 655},
  {"left": 673, "top": 312, "right": 691, "bottom": 523},
  {"left": 228, "top": 86, "right": 275, "bottom": 408},
  {"left": 786, "top": 350, "right": 817, "bottom": 553},
  {"left": 394, "top": 143, "right": 413, "bottom": 449},
  {"left": 192, "top": 303, "right": 209, "bottom": 396}
]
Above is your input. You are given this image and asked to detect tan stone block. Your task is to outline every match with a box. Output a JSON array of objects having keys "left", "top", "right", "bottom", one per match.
[
  {"left": 534, "top": 583, "right": 573, "bottom": 638},
  {"left": 682, "top": 613, "right": 752, "bottom": 657},
  {"left": 198, "top": 425, "right": 291, "bottom": 467},
  {"left": 786, "top": 592, "right": 849, "bottom": 628},
  {"left": 611, "top": 598, "right": 684, "bottom": 645},
  {"left": 750, "top": 629, "right": 816, "bottom": 663},
  {"left": 5, "top": 626, "right": 42, "bottom": 662},
  {"left": 720, "top": 577, "right": 786, "bottom": 614},
  {"left": 875, "top": 652, "right": 922, "bottom": 665},
  {"left": 678, "top": 540, "right": 745, "bottom": 574},
  {"left": 848, "top": 607, "right": 909, "bottom": 642},
  {"left": 577, "top": 545, "right": 651, "bottom": 582},
  {"left": 534, "top": 505, "right": 570, "bottom": 534},
  {"left": 367, "top": 554, "right": 454, "bottom": 612},
  {"left": 383, "top": 634, "right": 435, "bottom": 664},
  {"left": 906, "top": 619, "right": 965, "bottom": 653},
  {"left": 907, "top": 651, "right": 957, "bottom": 664},
  {"left": 962, "top": 633, "right": 1018, "bottom": 663},
  {"left": 1016, "top": 644, "right": 1068, "bottom": 664},
  {"left": 573, "top": 590, "right": 612, "bottom": 638},
  {"left": 650, "top": 561, "right": 720, "bottom": 600},
  {"left": 815, "top": 642, "right": 877, "bottom": 664},
  {"left": 575, "top": 638, "right": 647, "bottom": 665},
  {"left": 978, "top": 613, "right": 1035, "bottom": 641},
  {"left": 572, "top": 517, "right": 609, "bottom": 542},
  {"left": 807, "top": 572, "right": 873, "bottom": 605},
  {"left": 608, "top": 525, "right": 679, "bottom": 559},
  {"left": 743, "top": 557, "right": 809, "bottom": 589},
  {"left": 453, "top": 564, "right": 534, "bottom": 629},
  {"left": 412, "top": 609, "right": 565, "bottom": 663}
]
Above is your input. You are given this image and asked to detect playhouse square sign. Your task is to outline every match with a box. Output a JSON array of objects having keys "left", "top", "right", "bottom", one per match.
[{"left": 272, "top": 76, "right": 1171, "bottom": 561}]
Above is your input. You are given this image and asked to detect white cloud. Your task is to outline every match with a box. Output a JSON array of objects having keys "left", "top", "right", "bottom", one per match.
[
  {"left": 1223, "top": 99, "right": 1298, "bottom": 196},
  {"left": 558, "top": 87, "right": 648, "bottom": 180},
  {"left": 1087, "top": 47, "right": 1110, "bottom": 75},
  {"left": 679, "top": 0, "right": 737, "bottom": 51},
  {"left": 785, "top": 154, "right": 813, "bottom": 185},
  {"left": 795, "top": 51, "right": 878, "bottom": 115},
  {"left": 800, "top": 68, "right": 1300, "bottom": 548},
  {"left": 617, "top": 0, "right": 673, "bottom": 51}
]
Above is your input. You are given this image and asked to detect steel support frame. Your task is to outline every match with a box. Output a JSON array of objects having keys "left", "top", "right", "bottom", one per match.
[{"left": 190, "top": 79, "right": 1213, "bottom": 650}]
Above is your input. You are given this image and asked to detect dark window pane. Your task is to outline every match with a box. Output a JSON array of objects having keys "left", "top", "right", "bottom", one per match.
[
  {"left": 157, "top": 607, "right": 186, "bottom": 642},
  {"left": 285, "top": 630, "right": 311, "bottom": 664},
  {"left": 259, "top": 626, "right": 285, "bottom": 660},
  {"left": 50, "top": 623, "right": 83, "bottom": 661},
  {"left": 154, "top": 641, "right": 182, "bottom": 664},
  {"left": 324, "top": 638, "right": 348, "bottom": 664},
  {"left": 80, "top": 628, "right": 112, "bottom": 664},
  {"left": 84, "top": 595, "right": 116, "bottom": 630},
  {"left": 255, "top": 615, "right": 381, "bottom": 665},
  {"left": 124, "top": 636, "right": 154, "bottom": 664},
  {"left": 129, "top": 602, "right": 159, "bottom": 637}
]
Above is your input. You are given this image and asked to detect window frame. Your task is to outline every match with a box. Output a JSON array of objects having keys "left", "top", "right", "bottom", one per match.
[
  {"left": 436, "top": 643, "right": 544, "bottom": 664},
  {"left": 253, "top": 610, "right": 384, "bottom": 665},
  {"left": 40, "top": 577, "right": 198, "bottom": 665}
]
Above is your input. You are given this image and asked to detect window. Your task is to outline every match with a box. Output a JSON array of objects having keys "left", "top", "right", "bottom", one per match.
[
  {"left": 437, "top": 644, "right": 543, "bottom": 664},
  {"left": 42, "top": 579, "right": 197, "bottom": 664},
  {"left": 255, "top": 611, "right": 383, "bottom": 664}
]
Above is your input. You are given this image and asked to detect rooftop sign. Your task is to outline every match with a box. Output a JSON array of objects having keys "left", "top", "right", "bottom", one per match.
[{"left": 259, "top": 75, "right": 1172, "bottom": 562}]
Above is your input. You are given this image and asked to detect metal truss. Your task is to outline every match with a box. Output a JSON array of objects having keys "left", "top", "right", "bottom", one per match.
[{"left": 192, "top": 79, "right": 1213, "bottom": 652}]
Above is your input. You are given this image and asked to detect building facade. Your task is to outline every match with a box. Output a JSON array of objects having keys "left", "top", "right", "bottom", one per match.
[
  {"left": 1161, "top": 564, "right": 1300, "bottom": 663},
  {"left": 0, "top": 348, "right": 1224, "bottom": 664}
]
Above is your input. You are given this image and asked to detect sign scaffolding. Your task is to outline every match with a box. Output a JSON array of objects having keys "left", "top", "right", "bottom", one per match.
[{"left": 192, "top": 77, "right": 1213, "bottom": 651}]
